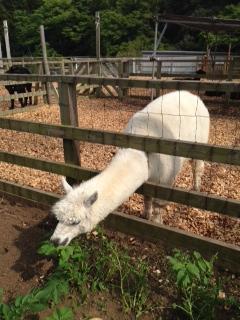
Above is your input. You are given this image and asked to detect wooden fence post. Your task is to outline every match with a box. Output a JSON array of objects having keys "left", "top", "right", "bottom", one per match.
[
  {"left": 40, "top": 25, "right": 52, "bottom": 105},
  {"left": 123, "top": 60, "right": 130, "bottom": 97},
  {"left": 61, "top": 59, "right": 65, "bottom": 75},
  {"left": 95, "top": 11, "right": 101, "bottom": 72},
  {"left": 87, "top": 61, "right": 90, "bottom": 74},
  {"left": 117, "top": 61, "right": 124, "bottom": 98},
  {"left": 59, "top": 80, "right": 81, "bottom": 185},
  {"left": 33, "top": 63, "right": 42, "bottom": 105},
  {"left": 3, "top": 20, "right": 12, "bottom": 66},
  {"left": 69, "top": 58, "right": 74, "bottom": 75},
  {"left": 227, "top": 58, "right": 234, "bottom": 81},
  {"left": 0, "top": 40, "right": 4, "bottom": 74},
  {"left": 95, "top": 11, "right": 102, "bottom": 97}
]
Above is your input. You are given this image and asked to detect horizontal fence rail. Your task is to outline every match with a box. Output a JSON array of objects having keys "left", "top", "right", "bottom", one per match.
[
  {"left": 0, "top": 150, "right": 239, "bottom": 218},
  {"left": 0, "top": 118, "right": 239, "bottom": 166},
  {"left": 1, "top": 61, "right": 42, "bottom": 66},
  {"left": 0, "top": 178, "right": 239, "bottom": 272},
  {"left": 0, "top": 90, "right": 46, "bottom": 102},
  {"left": 0, "top": 179, "right": 60, "bottom": 205},
  {"left": 0, "top": 105, "right": 47, "bottom": 117},
  {"left": 0, "top": 56, "right": 236, "bottom": 62},
  {"left": 0, "top": 56, "right": 237, "bottom": 81},
  {"left": 1, "top": 74, "right": 240, "bottom": 92},
  {"left": 0, "top": 81, "right": 34, "bottom": 85},
  {"left": 105, "top": 212, "right": 240, "bottom": 273}
]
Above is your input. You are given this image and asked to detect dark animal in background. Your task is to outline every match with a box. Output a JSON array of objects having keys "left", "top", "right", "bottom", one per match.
[
  {"left": 205, "top": 90, "right": 225, "bottom": 97},
  {"left": 195, "top": 69, "right": 225, "bottom": 97},
  {"left": 5, "top": 66, "right": 33, "bottom": 109},
  {"left": 230, "top": 92, "right": 240, "bottom": 100},
  {"left": 195, "top": 68, "right": 206, "bottom": 80},
  {"left": 174, "top": 68, "right": 206, "bottom": 81}
]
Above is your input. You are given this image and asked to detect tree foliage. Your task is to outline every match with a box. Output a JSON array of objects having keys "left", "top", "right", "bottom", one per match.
[{"left": 0, "top": 0, "right": 239, "bottom": 57}]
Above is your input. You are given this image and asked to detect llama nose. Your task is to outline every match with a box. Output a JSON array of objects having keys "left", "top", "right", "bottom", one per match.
[
  {"left": 60, "top": 238, "right": 69, "bottom": 246},
  {"left": 51, "top": 237, "right": 69, "bottom": 246},
  {"left": 51, "top": 237, "right": 61, "bottom": 246}
]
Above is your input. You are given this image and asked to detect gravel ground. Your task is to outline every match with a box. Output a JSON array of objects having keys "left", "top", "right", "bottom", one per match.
[{"left": 0, "top": 94, "right": 239, "bottom": 245}]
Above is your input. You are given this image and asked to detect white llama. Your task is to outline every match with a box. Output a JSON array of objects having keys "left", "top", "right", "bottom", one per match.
[{"left": 51, "top": 90, "right": 210, "bottom": 246}]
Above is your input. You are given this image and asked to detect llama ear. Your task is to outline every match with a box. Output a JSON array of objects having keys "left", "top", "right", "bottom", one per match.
[
  {"left": 84, "top": 192, "right": 98, "bottom": 208},
  {"left": 61, "top": 177, "right": 73, "bottom": 194}
]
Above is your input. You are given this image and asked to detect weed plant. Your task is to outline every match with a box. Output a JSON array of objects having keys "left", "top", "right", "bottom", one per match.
[{"left": 0, "top": 230, "right": 150, "bottom": 319}]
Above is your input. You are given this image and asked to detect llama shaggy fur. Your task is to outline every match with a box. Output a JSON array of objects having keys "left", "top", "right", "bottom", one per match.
[{"left": 51, "top": 90, "right": 210, "bottom": 246}]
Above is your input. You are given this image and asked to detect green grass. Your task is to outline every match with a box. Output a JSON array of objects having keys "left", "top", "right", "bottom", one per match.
[
  {"left": 0, "top": 230, "right": 239, "bottom": 319},
  {"left": 0, "top": 229, "right": 151, "bottom": 319},
  {"left": 0, "top": 277, "right": 69, "bottom": 320},
  {"left": 39, "top": 230, "right": 151, "bottom": 318}
]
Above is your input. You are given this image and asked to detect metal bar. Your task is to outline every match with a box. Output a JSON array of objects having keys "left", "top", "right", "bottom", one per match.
[
  {"left": 156, "top": 23, "right": 168, "bottom": 50},
  {"left": 157, "top": 14, "right": 240, "bottom": 31}
]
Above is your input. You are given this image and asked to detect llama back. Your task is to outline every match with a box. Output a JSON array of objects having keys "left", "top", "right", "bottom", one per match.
[
  {"left": 124, "top": 90, "right": 210, "bottom": 185},
  {"left": 125, "top": 90, "right": 209, "bottom": 142}
]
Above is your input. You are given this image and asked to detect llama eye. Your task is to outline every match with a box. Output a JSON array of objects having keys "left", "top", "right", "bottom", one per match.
[
  {"left": 63, "top": 219, "right": 81, "bottom": 226},
  {"left": 70, "top": 221, "right": 80, "bottom": 226}
]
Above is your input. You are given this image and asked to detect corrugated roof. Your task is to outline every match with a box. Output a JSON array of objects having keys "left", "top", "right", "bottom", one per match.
[{"left": 157, "top": 15, "right": 240, "bottom": 32}]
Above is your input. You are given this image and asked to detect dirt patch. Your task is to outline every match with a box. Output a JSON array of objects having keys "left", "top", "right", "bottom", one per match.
[
  {"left": 0, "top": 196, "right": 239, "bottom": 320},
  {"left": 0, "top": 196, "right": 174, "bottom": 319},
  {"left": 0, "top": 197, "right": 55, "bottom": 302}
]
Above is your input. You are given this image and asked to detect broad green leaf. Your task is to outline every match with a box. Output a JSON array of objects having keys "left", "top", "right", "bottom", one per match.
[
  {"left": 193, "top": 251, "right": 201, "bottom": 260},
  {"left": 186, "top": 263, "right": 200, "bottom": 280},
  {"left": 176, "top": 269, "right": 186, "bottom": 287},
  {"left": 38, "top": 242, "right": 57, "bottom": 256},
  {"left": 46, "top": 307, "right": 74, "bottom": 320},
  {"left": 182, "top": 275, "right": 191, "bottom": 288},
  {"left": 29, "top": 302, "right": 48, "bottom": 313},
  {"left": 172, "top": 262, "right": 184, "bottom": 272},
  {"left": 196, "top": 259, "right": 208, "bottom": 273}
]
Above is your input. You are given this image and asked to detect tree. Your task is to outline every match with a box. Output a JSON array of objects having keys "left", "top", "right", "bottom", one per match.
[{"left": 0, "top": 0, "right": 239, "bottom": 57}]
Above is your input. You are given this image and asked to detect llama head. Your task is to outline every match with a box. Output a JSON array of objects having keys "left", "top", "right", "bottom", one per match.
[{"left": 50, "top": 177, "right": 98, "bottom": 246}]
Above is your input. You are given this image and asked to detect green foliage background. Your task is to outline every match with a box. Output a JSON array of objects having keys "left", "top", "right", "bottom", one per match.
[{"left": 0, "top": 0, "right": 239, "bottom": 57}]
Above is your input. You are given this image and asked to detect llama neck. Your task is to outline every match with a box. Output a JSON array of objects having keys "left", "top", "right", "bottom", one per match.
[{"left": 85, "top": 148, "right": 149, "bottom": 222}]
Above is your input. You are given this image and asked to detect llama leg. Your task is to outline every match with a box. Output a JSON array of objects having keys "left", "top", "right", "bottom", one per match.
[
  {"left": 151, "top": 199, "right": 168, "bottom": 224},
  {"left": 143, "top": 195, "right": 153, "bottom": 220},
  {"left": 24, "top": 96, "right": 28, "bottom": 106},
  {"left": 144, "top": 196, "right": 164, "bottom": 224},
  {"left": 27, "top": 84, "right": 32, "bottom": 105},
  {"left": 192, "top": 159, "right": 205, "bottom": 191},
  {"left": 19, "top": 97, "right": 25, "bottom": 108},
  {"left": 10, "top": 99, "right": 14, "bottom": 109}
]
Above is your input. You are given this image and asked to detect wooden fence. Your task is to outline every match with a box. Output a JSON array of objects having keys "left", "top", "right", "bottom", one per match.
[
  {"left": 1, "top": 56, "right": 239, "bottom": 79},
  {"left": 1, "top": 56, "right": 240, "bottom": 100},
  {"left": 1, "top": 73, "right": 240, "bottom": 99},
  {"left": 0, "top": 73, "right": 239, "bottom": 272}
]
